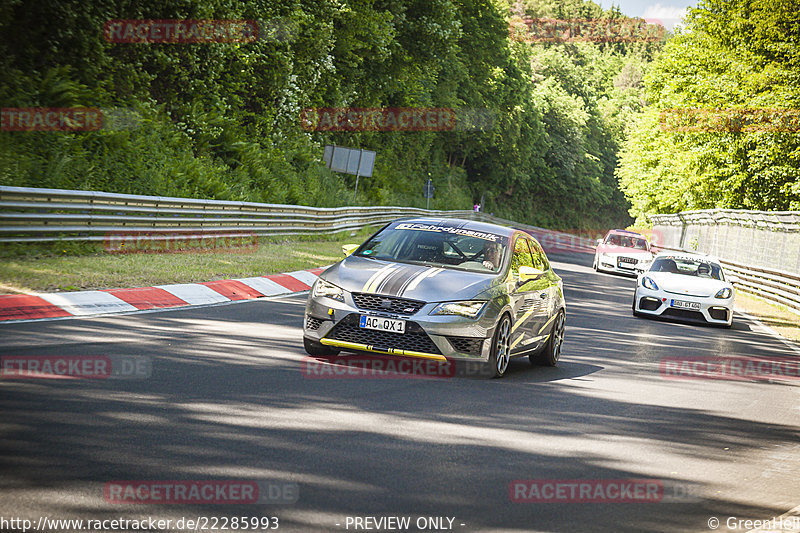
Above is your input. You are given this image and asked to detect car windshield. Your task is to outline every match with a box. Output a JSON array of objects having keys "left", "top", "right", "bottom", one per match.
[
  {"left": 649, "top": 256, "right": 724, "bottom": 280},
  {"left": 354, "top": 221, "right": 509, "bottom": 273},
  {"left": 606, "top": 234, "right": 648, "bottom": 249}
]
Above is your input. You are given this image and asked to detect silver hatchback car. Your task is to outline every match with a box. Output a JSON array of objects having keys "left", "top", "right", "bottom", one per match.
[{"left": 303, "top": 218, "right": 566, "bottom": 377}]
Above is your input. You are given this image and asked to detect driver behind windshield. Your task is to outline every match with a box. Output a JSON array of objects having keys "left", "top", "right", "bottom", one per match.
[{"left": 482, "top": 241, "right": 502, "bottom": 271}]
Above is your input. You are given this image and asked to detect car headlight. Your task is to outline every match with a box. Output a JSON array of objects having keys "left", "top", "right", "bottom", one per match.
[
  {"left": 430, "top": 300, "right": 487, "bottom": 318},
  {"left": 312, "top": 279, "right": 345, "bottom": 302},
  {"left": 715, "top": 287, "right": 732, "bottom": 299},
  {"left": 641, "top": 276, "right": 659, "bottom": 290}
]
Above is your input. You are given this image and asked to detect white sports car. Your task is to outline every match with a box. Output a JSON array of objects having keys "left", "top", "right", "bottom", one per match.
[{"left": 632, "top": 252, "right": 737, "bottom": 327}]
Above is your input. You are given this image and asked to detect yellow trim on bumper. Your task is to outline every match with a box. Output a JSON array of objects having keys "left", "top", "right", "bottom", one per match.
[{"left": 319, "top": 339, "right": 448, "bottom": 361}]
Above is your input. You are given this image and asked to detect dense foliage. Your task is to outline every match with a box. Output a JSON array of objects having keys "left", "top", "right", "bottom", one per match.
[
  {"left": 617, "top": 0, "right": 800, "bottom": 222},
  {"left": 0, "top": 0, "right": 663, "bottom": 228}
]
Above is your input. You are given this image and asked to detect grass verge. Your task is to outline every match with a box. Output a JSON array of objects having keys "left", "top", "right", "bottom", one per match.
[
  {"left": 0, "top": 227, "right": 378, "bottom": 294},
  {"left": 735, "top": 290, "right": 800, "bottom": 345}
]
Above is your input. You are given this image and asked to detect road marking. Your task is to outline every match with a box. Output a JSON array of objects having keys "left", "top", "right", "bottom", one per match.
[
  {"left": 737, "top": 309, "right": 800, "bottom": 356},
  {"left": 38, "top": 291, "right": 138, "bottom": 316},
  {"left": 156, "top": 283, "right": 230, "bottom": 306}
]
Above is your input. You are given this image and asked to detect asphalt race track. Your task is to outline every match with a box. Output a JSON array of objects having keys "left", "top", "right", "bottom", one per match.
[{"left": 1, "top": 253, "right": 799, "bottom": 533}]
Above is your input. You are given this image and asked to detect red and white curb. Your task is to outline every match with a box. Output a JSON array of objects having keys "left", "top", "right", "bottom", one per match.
[{"left": 0, "top": 268, "right": 324, "bottom": 323}]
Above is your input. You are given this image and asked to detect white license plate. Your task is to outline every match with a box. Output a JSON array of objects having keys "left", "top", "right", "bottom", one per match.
[
  {"left": 359, "top": 315, "right": 406, "bottom": 333},
  {"left": 671, "top": 299, "right": 700, "bottom": 310},
  {"left": 617, "top": 261, "right": 635, "bottom": 269}
]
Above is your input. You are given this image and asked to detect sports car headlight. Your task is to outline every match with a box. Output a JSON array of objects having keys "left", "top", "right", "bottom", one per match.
[
  {"left": 312, "top": 279, "right": 345, "bottom": 302},
  {"left": 430, "top": 301, "right": 487, "bottom": 318},
  {"left": 641, "top": 276, "right": 659, "bottom": 290},
  {"left": 715, "top": 287, "right": 732, "bottom": 299}
]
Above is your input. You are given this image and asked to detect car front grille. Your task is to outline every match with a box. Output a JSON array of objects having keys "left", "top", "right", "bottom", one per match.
[
  {"left": 305, "top": 316, "right": 323, "bottom": 331},
  {"left": 709, "top": 307, "right": 729, "bottom": 321},
  {"left": 325, "top": 314, "right": 441, "bottom": 355},
  {"left": 446, "top": 336, "right": 484, "bottom": 356},
  {"left": 639, "top": 297, "right": 661, "bottom": 311},
  {"left": 352, "top": 293, "right": 425, "bottom": 315},
  {"left": 662, "top": 308, "right": 706, "bottom": 321}
]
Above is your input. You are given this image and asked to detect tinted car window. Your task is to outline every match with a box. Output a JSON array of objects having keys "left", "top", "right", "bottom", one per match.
[
  {"left": 649, "top": 257, "right": 724, "bottom": 280},
  {"left": 511, "top": 237, "right": 535, "bottom": 275},
  {"left": 529, "top": 239, "right": 549, "bottom": 270},
  {"left": 355, "top": 221, "right": 509, "bottom": 273}
]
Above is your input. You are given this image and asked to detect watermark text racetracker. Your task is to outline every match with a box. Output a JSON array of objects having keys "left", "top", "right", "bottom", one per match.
[
  {"left": 300, "top": 107, "right": 495, "bottom": 132},
  {"left": 660, "top": 356, "right": 800, "bottom": 382},
  {"left": 104, "top": 480, "right": 298, "bottom": 505},
  {"left": 104, "top": 231, "right": 258, "bottom": 254},
  {"left": 302, "top": 355, "right": 495, "bottom": 379},
  {"left": 1, "top": 107, "right": 142, "bottom": 132},
  {"left": 512, "top": 17, "right": 666, "bottom": 43},
  {"left": 1, "top": 355, "right": 151, "bottom": 380},
  {"left": 103, "top": 19, "right": 297, "bottom": 44},
  {"left": 509, "top": 479, "right": 702, "bottom": 503},
  {"left": 659, "top": 107, "right": 800, "bottom": 133}
]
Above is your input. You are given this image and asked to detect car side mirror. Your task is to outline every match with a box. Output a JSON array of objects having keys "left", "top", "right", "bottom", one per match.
[
  {"left": 519, "top": 265, "right": 545, "bottom": 282},
  {"left": 596, "top": 238, "right": 603, "bottom": 245},
  {"left": 728, "top": 275, "right": 740, "bottom": 284},
  {"left": 342, "top": 244, "right": 359, "bottom": 256}
]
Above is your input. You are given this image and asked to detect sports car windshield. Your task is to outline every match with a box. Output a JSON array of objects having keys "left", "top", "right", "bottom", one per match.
[
  {"left": 355, "top": 222, "right": 509, "bottom": 273},
  {"left": 606, "top": 234, "right": 648, "bottom": 249},
  {"left": 649, "top": 256, "right": 724, "bottom": 280}
]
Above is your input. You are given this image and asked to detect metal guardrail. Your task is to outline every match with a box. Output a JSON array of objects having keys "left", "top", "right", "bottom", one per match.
[
  {"left": 650, "top": 210, "right": 800, "bottom": 315},
  {"left": 0, "top": 186, "right": 475, "bottom": 242},
  {"left": 4, "top": 186, "right": 796, "bottom": 315}
]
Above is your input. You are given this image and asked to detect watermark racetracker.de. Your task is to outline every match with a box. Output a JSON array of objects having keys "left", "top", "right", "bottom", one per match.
[
  {"left": 658, "top": 107, "right": 800, "bottom": 133},
  {"left": 302, "top": 354, "right": 495, "bottom": 379},
  {"left": 1, "top": 107, "right": 142, "bottom": 132},
  {"left": 660, "top": 356, "right": 800, "bottom": 382},
  {"left": 103, "top": 231, "right": 258, "bottom": 254},
  {"left": 509, "top": 479, "right": 702, "bottom": 503},
  {"left": 104, "top": 480, "right": 298, "bottom": 504},
  {"left": 300, "top": 107, "right": 496, "bottom": 132},
  {"left": 103, "top": 18, "right": 297, "bottom": 44},
  {"left": 512, "top": 17, "right": 666, "bottom": 43},
  {"left": 1, "top": 355, "right": 152, "bottom": 380}
]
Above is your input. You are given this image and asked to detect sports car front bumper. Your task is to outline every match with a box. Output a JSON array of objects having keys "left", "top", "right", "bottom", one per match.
[
  {"left": 634, "top": 286, "right": 733, "bottom": 326},
  {"left": 304, "top": 293, "right": 499, "bottom": 362},
  {"left": 596, "top": 253, "right": 649, "bottom": 277}
]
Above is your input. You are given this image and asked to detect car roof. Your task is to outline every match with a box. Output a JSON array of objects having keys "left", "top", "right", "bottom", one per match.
[
  {"left": 653, "top": 250, "right": 721, "bottom": 263},
  {"left": 392, "top": 217, "right": 517, "bottom": 238},
  {"left": 608, "top": 229, "right": 646, "bottom": 237}
]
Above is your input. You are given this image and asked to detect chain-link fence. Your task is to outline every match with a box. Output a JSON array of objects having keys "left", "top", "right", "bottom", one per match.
[{"left": 650, "top": 209, "right": 800, "bottom": 313}]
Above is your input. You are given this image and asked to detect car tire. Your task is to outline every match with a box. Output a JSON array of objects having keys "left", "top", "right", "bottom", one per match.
[
  {"left": 531, "top": 310, "right": 565, "bottom": 367},
  {"left": 487, "top": 314, "right": 511, "bottom": 378},
  {"left": 592, "top": 255, "right": 598, "bottom": 271},
  {"left": 304, "top": 337, "right": 339, "bottom": 356}
]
